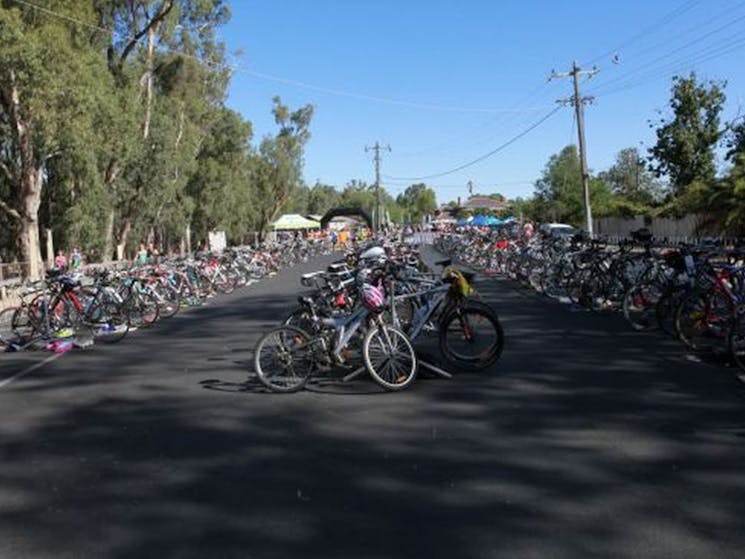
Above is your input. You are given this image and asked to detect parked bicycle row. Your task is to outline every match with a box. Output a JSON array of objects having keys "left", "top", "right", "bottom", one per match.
[
  {"left": 253, "top": 241, "right": 505, "bottom": 392},
  {"left": 0, "top": 240, "right": 331, "bottom": 353},
  {"left": 435, "top": 229, "right": 745, "bottom": 379}
]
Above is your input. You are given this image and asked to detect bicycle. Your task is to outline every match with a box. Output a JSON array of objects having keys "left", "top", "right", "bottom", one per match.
[
  {"left": 253, "top": 278, "right": 417, "bottom": 392},
  {"left": 390, "top": 258, "right": 504, "bottom": 372}
]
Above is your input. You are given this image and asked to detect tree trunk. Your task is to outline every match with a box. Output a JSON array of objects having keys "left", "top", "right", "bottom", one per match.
[
  {"left": 142, "top": 26, "right": 156, "bottom": 140},
  {"left": 101, "top": 159, "right": 121, "bottom": 262},
  {"left": 45, "top": 228, "right": 54, "bottom": 269},
  {"left": 18, "top": 168, "right": 44, "bottom": 278},
  {"left": 103, "top": 207, "right": 116, "bottom": 262},
  {"left": 19, "top": 216, "right": 41, "bottom": 279},
  {"left": 117, "top": 218, "right": 132, "bottom": 261},
  {"left": 4, "top": 70, "right": 44, "bottom": 279}
]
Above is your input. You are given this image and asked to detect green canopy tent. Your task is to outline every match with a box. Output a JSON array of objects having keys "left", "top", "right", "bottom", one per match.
[{"left": 270, "top": 214, "right": 321, "bottom": 230}]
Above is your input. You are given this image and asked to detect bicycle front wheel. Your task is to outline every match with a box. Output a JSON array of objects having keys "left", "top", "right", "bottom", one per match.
[
  {"left": 438, "top": 302, "right": 504, "bottom": 372},
  {"left": 253, "top": 326, "right": 315, "bottom": 393},
  {"left": 363, "top": 324, "right": 417, "bottom": 391}
]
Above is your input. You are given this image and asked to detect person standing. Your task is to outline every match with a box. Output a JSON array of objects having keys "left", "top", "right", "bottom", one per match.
[
  {"left": 70, "top": 247, "right": 83, "bottom": 270},
  {"left": 135, "top": 243, "right": 149, "bottom": 265},
  {"left": 523, "top": 221, "right": 534, "bottom": 241},
  {"left": 54, "top": 249, "right": 68, "bottom": 270}
]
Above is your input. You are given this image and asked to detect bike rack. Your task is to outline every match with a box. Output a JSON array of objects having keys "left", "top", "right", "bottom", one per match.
[{"left": 341, "top": 358, "right": 453, "bottom": 383}]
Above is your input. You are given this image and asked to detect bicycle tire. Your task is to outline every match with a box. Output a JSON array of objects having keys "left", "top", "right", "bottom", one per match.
[
  {"left": 675, "top": 289, "right": 732, "bottom": 352},
  {"left": 283, "top": 308, "right": 316, "bottom": 333},
  {"left": 88, "top": 299, "right": 130, "bottom": 343},
  {"left": 622, "top": 281, "right": 662, "bottom": 331},
  {"left": 0, "top": 306, "right": 18, "bottom": 350},
  {"left": 150, "top": 283, "right": 179, "bottom": 319},
  {"left": 656, "top": 285, "right": 686, "bottom": 337},
  {"left": 124, "top": 290, "right": 160, "bottom": 328},
  {"left": 253, "top": 325, "right": 315, "bottom": 393},
  {"left": 438, "top": 302, "right": 504, "bottom": 372},
  {"left": 363, "top": 324, "right": 417, "bottom": 391}
]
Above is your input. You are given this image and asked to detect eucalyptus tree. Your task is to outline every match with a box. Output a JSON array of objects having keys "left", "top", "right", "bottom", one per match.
[
  {"left": 533, "top": 145, "right": 611, "bottom": 226},
  {"left": 95, "top": 0, "right": 230, "bottom": 258},
  {"left": 252, "top": 97, "right": 314, "bottom": 239},
  {"left": 648, "top": 73, "right": 726, "bottom": 196},
  {"left": 0, "top": 2, "right": 106, "bottom": 276},
  {"left": 186, "top": 107, "right": 253, "bottom": 244},
  {"left": 599, "top": 147, "right": 662, "bottom": 206},
  {"left": 396, "top": 183, "right": 437, "bottom": 222},
  {"left": 307, "top": 182, "right": 341, "bottom": 215}
]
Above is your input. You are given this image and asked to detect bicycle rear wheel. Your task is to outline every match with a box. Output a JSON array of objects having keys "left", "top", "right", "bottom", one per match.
[
  {"left": 253, "top": 326, "right": 315, "bottom": 392},
  {"left": 623, "top": 282, "right": 662, "bottom": 331},
  {"left": 363, "top": 324, "right": 417, "bottom": 391},
  {"left": 675, "top": 289, "right": 732, "bottom": 352},
  {"left": 88, "top": 299, "right": 130, "bottom": 343},
  {"left": 438, "top": 302, "right": 504, "bottom": 372},
  {"left": 124, "top": 290, "right": 160, "bottom": 328}
]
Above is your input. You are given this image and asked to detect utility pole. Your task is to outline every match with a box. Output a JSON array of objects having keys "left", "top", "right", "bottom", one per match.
[
  {"left": 550, "top": 61, "right": 599, "bottom": 236},
  {"left": 365, "top": 142, "right": 391, "bottom": 232}
]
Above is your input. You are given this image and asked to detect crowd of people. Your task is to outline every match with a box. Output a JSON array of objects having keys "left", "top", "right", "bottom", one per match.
[{"left": 48, "top": 220, "right": 539, "bottom": 274}]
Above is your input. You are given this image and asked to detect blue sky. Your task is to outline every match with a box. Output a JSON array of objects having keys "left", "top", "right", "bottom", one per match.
[{"left": 221, "top": 0, "right": 745, "bottom": 205}]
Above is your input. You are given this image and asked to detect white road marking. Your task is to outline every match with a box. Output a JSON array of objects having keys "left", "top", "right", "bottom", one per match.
[{"left": 0, "top": 352, "right": 63, "bottom": 390}]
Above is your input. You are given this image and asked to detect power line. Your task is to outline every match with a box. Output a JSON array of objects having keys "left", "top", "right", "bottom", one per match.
[
  {"left": 392, "top": 80, "right": 560, "bottom": 158},
  {"left": 582, "top": 0, "right": 702, "bottom": 67},
  {"left": 384, "top": 179, "right": 536, "bottom": 188},
  {"left": 384, "top": 106, "right": 562, "bottom": 181},
  {"left": 592, "top": 32, "right": 745, "bottom": 98},
  {"left": 10, "top": 0, "right": 110, "bottom": 33},
  {"left": 9, "top": 0, "right": 568, "bottom": 116},
  {"left": 585, "top": 2, "right": 745, "bottom": 96},
  {"left": 244, "top": 69, "right": 554, "bottom": 114}
]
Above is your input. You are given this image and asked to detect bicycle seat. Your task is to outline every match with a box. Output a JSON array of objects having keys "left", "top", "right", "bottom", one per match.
[
  {"left": 297, "top": 296, "right": 316, "bottom": 307},
  {"left": 327, "top": 263, "right": 348, "bottom": 273},
  {"left": 443, "top": 269, "right": 476, "bottom": 284},
  {"left": 434, "top": 259, "right": 452, "bottom": 267}
]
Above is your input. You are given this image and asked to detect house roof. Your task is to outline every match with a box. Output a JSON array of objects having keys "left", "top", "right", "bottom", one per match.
[{"left": 461, "top": 196, "right": 508, "bottom": 210}]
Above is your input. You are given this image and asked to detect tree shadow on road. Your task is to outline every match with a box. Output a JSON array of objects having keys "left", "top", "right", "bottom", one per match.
[{"left": 1, "top": 250, "right": 745, "bottom": 558}]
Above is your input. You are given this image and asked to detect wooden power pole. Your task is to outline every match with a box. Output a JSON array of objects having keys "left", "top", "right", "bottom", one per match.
[
  {"left": 551, "top": 62, "right": 599, "bottom": 236},
  {"left": 365, "top": 142, "right": 391, "bottom": 232}
]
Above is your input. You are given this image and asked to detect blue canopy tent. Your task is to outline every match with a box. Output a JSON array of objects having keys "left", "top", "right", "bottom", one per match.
[{"left": 470, "top": 215, "right": 488, "bottom": 227}]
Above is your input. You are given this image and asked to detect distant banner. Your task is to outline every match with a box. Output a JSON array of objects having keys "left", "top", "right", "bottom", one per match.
[{"left": 209, "top": 231, "right": 227, "bottom": 252}]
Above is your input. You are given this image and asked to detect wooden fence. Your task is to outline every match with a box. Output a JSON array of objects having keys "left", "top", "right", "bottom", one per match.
[{"left": 593, "top": 214, "right": 719, "bottom": 240}]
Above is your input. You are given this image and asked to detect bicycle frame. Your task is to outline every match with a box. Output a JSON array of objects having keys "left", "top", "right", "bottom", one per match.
[
  {"left": 321, "top": 304, "right": 369, "bottom": 358},
  {"left": 390, "top": 281, "right": 451, "bottom": 341}
]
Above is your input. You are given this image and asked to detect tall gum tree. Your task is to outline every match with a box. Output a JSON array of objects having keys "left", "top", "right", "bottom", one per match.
[
  {"left": 95, "top": 0, "right": 229, "bottom": 258},
  {"left": 0, "top": 4, "right": 103, "bottom": 277}
]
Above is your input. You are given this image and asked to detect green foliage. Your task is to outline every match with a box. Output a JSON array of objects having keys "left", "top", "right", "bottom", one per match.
[
  {"left": 252, "top": 97, "right": 314, "bottom": 239},
  {"left": 395, "top": 183, "right": 437, "bottom": 223},
  {"left": 648, "top": 73, "right": 726, "bottom": 195},
  {"left": 186, "top": 107, "right": 253, "bottom": 242},
  {"left": 599, "top": 147, "right": 663, "bottom": 206}
]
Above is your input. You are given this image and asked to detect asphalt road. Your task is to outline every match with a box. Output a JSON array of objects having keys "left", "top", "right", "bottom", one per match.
[{"left": 1, "top": 246, "right": 744, "bottom": 558}]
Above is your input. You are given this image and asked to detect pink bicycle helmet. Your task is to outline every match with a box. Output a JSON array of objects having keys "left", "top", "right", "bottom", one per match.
[{"left": 360, "top": 283, "right": 386, "bottom": 312}]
